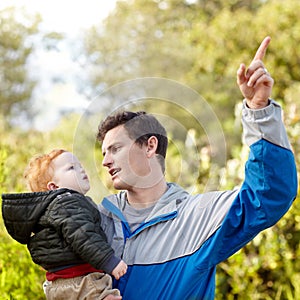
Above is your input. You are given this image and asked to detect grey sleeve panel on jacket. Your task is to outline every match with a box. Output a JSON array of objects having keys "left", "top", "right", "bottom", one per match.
[{"left": 242, "top": 99, "right": 291, "bottom": 150}]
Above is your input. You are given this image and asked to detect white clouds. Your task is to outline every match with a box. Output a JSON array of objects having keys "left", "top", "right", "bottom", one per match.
[
  {"left": 33, "top": 0, "right": 117, "bottom": 36},
  {"left": 1, "top": 0, "right": 117, "bottom": 34},
  {"left": 33, "top": 83, "right": 89, "bottom": 131}
]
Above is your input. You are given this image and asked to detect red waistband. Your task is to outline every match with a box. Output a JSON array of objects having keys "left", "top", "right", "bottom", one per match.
[{"left": 46, "top": 263, "right": 103, "bottom": 281}]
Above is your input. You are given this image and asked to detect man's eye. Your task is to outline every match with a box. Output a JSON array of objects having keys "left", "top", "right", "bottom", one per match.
[{"left": 112, "top": 146, "right": 120, "bottom": 154}]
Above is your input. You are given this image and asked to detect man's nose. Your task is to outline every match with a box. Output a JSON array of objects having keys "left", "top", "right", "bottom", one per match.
[{"left": 102, "top": 153, "right": 113, "bottom": 167}]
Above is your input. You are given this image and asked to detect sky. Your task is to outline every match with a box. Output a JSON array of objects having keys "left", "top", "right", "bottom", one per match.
[
  {"left": 0, "top": 0, "right": 117, "bottom": 33},
  {"left": 0, "top": 0, "right": 118, "bottom": 130}
]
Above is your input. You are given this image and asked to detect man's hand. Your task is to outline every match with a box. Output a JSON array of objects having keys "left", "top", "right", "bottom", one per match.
[{"left": 237, "top": 36, "right": 274, "bottom": 109}]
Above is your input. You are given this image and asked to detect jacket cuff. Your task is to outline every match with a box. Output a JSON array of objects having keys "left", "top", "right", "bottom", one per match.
[
  {"left": 242, "top": 99, "right": 291, "bottom": 150},
  {"left": 102, "top": 254, "right": 121, "bottom": 274}
]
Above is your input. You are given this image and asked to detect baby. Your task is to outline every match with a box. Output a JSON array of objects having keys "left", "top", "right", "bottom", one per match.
[{"left": 2, "top": 149, "right": 127, "bottom": 300}]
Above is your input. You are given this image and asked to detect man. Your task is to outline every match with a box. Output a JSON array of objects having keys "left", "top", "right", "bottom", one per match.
[{"left": 96, "top": 37, "right": 297, "bottom": 299}]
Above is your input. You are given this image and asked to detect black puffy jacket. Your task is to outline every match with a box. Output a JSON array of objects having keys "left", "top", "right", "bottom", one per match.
[{"left": 1, "top": 188, "right": 120, "bottom": 273}]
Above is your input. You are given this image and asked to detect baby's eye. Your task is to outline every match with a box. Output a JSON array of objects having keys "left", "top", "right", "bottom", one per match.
[{"left": 68, "top": 166, "right": 75, "bottom": 170}]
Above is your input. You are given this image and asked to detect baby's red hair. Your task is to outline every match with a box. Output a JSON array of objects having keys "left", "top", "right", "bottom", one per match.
[{"left": 24, "top": 149, "right": 66, "bottom": 192}]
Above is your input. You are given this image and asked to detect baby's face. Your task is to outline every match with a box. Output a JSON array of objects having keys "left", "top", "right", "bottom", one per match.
[{"left": 51, "top": 152, "right": 90, "bottom": 194}]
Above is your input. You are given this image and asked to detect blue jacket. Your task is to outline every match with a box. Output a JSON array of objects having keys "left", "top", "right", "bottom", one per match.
[{"left": 98, "top": 100, "right": 297, "bottom": 299}]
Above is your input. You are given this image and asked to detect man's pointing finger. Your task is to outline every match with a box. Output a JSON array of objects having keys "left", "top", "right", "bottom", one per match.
[{"left": 253, "top": 36, "right": 271, "bottom": 61}]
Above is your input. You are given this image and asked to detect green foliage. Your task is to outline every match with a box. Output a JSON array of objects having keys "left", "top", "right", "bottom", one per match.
[
  {"left": 215, "top": 206, "right": 300, "bottom": 300},
  {"left": 0, "top": 231, "right": 45, "bottom": 300},
  {"left": 0, "top": 6, "right": 41, "bottom": 121},
  {"left": 0, "top": 119, "right": 46, "bottom": 298},
  {"left": 83, "top": 0, "right": 300, "bottom": 157}
]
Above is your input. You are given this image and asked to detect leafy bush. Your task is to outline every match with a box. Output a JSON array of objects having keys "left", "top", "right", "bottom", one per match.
[{"left": 0, "top": 228, "right": 45, "bottom": 300}]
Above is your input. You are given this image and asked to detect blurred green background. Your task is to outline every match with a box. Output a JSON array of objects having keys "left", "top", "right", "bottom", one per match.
[{"left": 1, "top": 0, "right": 300, "bottom": 299}]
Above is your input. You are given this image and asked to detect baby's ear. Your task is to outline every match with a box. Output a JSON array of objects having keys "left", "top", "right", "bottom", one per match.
[{"left": 47, "top": 182, "right": 59, "bottom": 191}]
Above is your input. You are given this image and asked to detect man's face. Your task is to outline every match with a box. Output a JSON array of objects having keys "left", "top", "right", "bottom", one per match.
[
  {"left": 101, "top": 125, "right": 154, "bottom": 190},
  {"left": 51, "top": 152, "right": 90, "bottom": 194}
]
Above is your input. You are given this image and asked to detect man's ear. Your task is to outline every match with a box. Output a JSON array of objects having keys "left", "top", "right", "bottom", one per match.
[
  {"left": 146, "top": 136, "right": 158, "bottom": 157},
  {"left": 47, "top": 182, "right": 58, "bottom": 191}
]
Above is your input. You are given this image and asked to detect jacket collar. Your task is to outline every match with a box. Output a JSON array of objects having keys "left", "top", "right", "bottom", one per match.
[{"left": 103, "top": 183, "right": 189, "bottom": 221}]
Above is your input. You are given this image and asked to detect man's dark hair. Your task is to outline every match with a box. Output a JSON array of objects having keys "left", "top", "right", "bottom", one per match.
[{"left": 97, "top": 111, "right": 168, "bottom": 172}]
